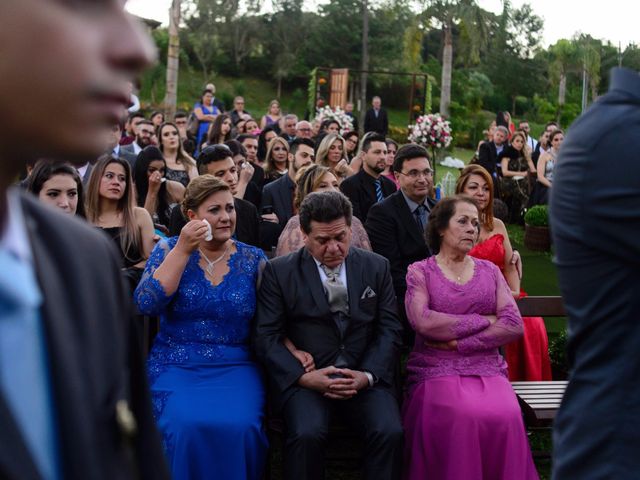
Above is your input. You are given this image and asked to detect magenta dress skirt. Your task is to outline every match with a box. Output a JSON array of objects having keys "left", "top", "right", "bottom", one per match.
[{"left": 402, "top": 375, "right": 539, "bottom": 480}]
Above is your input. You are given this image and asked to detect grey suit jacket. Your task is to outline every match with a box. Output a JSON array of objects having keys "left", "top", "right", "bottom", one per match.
[
  {"left": 119, "top": 144, "right": 139, "bottom": 168},
  {"left": 0, "top": 193, "right": 168, "bottom": 480},
  {"left": 550, "top": 67, "right": 640, "bottom": 479}
]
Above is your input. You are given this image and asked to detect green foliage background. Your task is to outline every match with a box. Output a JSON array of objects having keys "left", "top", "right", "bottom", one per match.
[{"left": 139, "top": 0, "right": 640, "bottom": 148}]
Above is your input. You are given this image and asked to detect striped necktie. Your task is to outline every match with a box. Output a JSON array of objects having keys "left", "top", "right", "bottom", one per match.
[{"left": 374, "top": 179, "right": 384, "bottom": 203}]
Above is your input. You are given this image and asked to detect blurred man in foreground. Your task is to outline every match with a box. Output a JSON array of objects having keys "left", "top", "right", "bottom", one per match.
[{"left": 0, "top": 1, "right": 169, "bottom": 478}]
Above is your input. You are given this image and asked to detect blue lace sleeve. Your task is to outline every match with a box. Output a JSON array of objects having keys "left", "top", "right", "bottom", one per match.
[{"left": 134, "top": 238, "right": 175, "bottom": 316}]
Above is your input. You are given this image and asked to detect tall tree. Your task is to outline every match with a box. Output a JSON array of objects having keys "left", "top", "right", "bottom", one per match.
[
  {"left": 360, "top": 0, "right": 369, "bottom": 133},
  {"left": 164, "top": 0, "right": 182, "bottom": 119},
  {"left": 548, "top": 39, "right": 579, "bottom": 116},
  {"left": 421, "top": 0, "right": 490, "bottom": 117}
]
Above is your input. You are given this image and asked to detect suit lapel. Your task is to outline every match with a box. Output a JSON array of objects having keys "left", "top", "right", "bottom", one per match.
[
  {"left": 0, "top": 394, "right": 41, "bottom": 480},
  {"left": 23, "top": 202, "right": 97, "bottom": 478},
  {"left": 346, "top": 248, "right": 361, "bottom": 316},
  {"left": 300, "top": 249, "right": 330, "bottom": 313},
  {"left": 393, "top": 192, "right": 424, "bottom": 246}
]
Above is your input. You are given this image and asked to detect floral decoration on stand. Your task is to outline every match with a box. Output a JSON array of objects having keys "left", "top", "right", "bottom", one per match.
[
  {"left": 314, "top": 106, "right": 354, "bottom": 135},
  {"left": 408, "top": 113, "right": 453, "bottom": 179}
]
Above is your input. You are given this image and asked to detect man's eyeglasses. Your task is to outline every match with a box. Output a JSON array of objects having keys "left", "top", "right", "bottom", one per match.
[{"left": 399, "top": 169, "right": 434, "bottom": 179}]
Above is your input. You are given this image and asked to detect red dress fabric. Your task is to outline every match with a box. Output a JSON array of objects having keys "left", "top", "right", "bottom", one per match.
[{"left": 469, "top": 234, "right": 552, "bottom": 381}]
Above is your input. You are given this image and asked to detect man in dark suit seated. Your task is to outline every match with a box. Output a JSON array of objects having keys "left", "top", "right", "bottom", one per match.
[
  {"left": 550, "top": 67, "right": 640, "bottom": 480},
  {"left": 261, "top": 138, "right": 315, "bottom": 230},
  {"left": 478, "top": 125, "right": 508, "bottom": 195},
  {"left": 170, "top": 144, "right": 260, "bottom": 247},
  {"left": 254, "top": 191, "right": 404, "bottom": 480},
  {"left": 365, "top": 144, "right": 436, "bottom": 340},
  {"left": 363, "top": 96, "right": 389, "bottom": 136},
  {"left": 0, "top": 1, "right": 168, "bottom": 478},
  {"left": 340, "top": 133, "right": 395, "bottom": 222}
]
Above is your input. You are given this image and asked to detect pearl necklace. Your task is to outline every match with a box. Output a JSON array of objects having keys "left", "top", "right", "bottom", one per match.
[{"left": 199, "top": 244, "right": 231, "bottom": 277}]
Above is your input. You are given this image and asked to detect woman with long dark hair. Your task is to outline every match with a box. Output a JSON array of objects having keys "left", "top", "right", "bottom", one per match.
[
  {"left": 256, "top": 125, "right": 278, "bottom": 163},
  {"left": 133, "top": 146, "right": 185, "bottom": 230},
  {"left": 499, "top": 131, "right": 536, "bottom": 223},
  {"left": 206, "top": 113, "right": 233, "bottom": 146}
]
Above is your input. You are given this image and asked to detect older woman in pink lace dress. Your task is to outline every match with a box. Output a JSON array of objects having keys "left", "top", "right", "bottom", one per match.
[{"left": 402, "top": 195, "right": 538, "bottom": 480}]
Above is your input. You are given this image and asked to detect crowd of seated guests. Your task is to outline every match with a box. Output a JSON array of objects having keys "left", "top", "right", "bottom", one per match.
[
  {"left": 476, "top": 112, "right": 563, "bottom": 217},
  {"left": 16, "top": 97, "right": 563, "bottom": 480}
]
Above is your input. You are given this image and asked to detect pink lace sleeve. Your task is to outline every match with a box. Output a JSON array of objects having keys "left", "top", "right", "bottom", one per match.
[
  {"left": 405, "top": 262, "right": 491, "bottom": 341},
  {"left": 351, "top": 217, "right": 372, "bottom": 251},
  {"left": 457, "top": 266, "right": 523, "bottom": 353},
  {"left": 275, "top": 216, "right": 304, "bottom": 257}
]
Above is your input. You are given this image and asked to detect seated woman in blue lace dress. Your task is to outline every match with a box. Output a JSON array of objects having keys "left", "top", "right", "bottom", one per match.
[{"left": 134, "top": 175, "right": 268, "bottom": 480}]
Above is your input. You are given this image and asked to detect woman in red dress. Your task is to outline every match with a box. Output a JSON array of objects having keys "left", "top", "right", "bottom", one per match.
[{"left": 456, "top": 164, "right": 552, "bottom": 381}]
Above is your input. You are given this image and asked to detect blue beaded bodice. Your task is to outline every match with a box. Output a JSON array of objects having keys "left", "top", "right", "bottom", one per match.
[{"left": 134, "top": 238, "right": 266, "bottom": 384}]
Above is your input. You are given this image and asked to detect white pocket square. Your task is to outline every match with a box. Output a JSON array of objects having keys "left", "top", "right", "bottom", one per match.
[{"left": 360, "top": 286, "right": 377, "bottom": 299}]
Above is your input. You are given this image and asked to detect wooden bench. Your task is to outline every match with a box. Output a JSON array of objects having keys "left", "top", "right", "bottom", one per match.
[
  {"left": 512, "top": 295, "right": 567, "bottom": 427},
  {"left": 511, "top": 296, "right": 567, "bottom": 460},
  {"left": 511, "top": 380, "right": 568, "bottom": 427}
]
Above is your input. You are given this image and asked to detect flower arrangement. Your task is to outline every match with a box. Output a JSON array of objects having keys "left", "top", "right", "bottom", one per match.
[
  {"left": 407, "top": 113, "right": 453, "bottom": 149},
  {"left": 314, "top": 105, "right": 354, "bottom": 135}
]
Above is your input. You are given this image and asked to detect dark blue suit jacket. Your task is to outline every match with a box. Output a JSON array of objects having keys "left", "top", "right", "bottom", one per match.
[{"left": 550, "top": 67, "right": 640, "bottom": 479}]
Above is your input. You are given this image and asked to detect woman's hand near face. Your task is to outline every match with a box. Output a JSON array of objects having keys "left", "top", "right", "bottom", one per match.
[
  {"left": 176, "top": 220, "right": 208, "bottom": 255},
  {"left": 335, "top": 159, "right": 354, "bottom": 178},
  {"left": 148, "top": 171, "right": 163, "bottom": 195},
  {"left": 239, "top": 161, "right": 254, "bottom": 185}
]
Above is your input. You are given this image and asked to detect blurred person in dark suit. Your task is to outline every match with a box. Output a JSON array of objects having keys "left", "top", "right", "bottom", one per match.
[
  {"left": 0, "top": 1, "right": 168, "bottom": 479},
  {"left": 550, "top": 67, "right": 640, "bottom": 480}
]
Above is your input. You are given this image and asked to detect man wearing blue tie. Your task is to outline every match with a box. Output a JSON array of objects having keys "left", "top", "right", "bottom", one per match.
[
  {"left": 0, "top": 1, "right": 168, "bottom": 479},
  {"left": 340, "top": 133, "right": 396, "bottom": 222}
]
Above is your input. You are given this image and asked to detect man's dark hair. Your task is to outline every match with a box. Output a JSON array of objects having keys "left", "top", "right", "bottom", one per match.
[
  {"left": 392, "top": 144, "right": 429, "bottom": 173},
  {"left": 174, "top": 111, "right": 188, "bottom": 120},
  {"left": 299, "top": 191, "right": 353, "bottom": 234},
  {"left": 519, "top": 119, "right": 529, "bottom": 125},
  {"left": 426, "top": 195, "right": 479, "bottom": 254},
  {"left": 290, "top": 137, "right": 315, "bottom": 156},
  {"left": 128, "top": 111, "right": 145, "bottom": 122},
  {"left": 137, "top": 120, "right": 154, "bottom": 128},
  {"left": 361, "top": 133, "right": 386, "bottom": 152},
  {"left": 197, "top": 144, "right": 233, "bottom": 173},
  {"left": 237, "top": 134, "right": 258, "bottom": 144},
  {"left": 224, "top": 139, "right": 247, "bottom": 157},
  {"left": 545, "top": 121, "right": 559, "bottom": 130}
]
